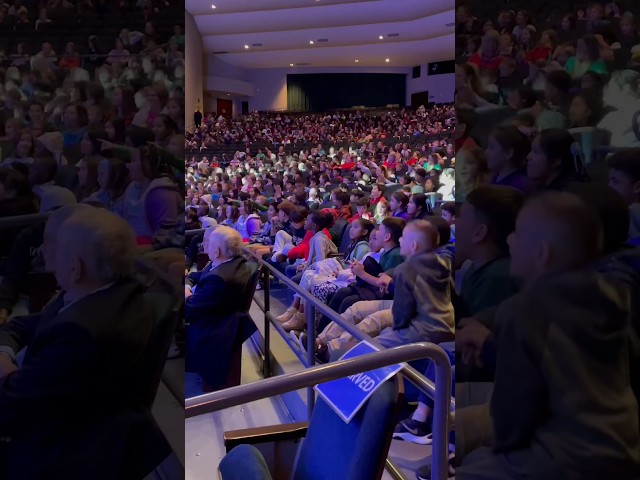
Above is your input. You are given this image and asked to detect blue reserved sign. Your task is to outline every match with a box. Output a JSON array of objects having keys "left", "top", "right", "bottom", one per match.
[{"left": 314, "top": 341, "right": 403, "bottom": 423}]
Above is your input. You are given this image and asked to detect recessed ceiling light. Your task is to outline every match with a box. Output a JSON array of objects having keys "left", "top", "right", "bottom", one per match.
[
  {"left": 355, "top": 59, "right": 359, "bottom": 63},
  {"left": 378, "top": 35, "right": 384, "bottom": 40},
  {"left": 290, "top": 63, "right": 294, "bottom": 66},
  {"left": 385, "top": 58, "right": 390, "bottom": 62},
  {"left": 226, "top": 93, "right": 230, "bottom": 96},
  {"left": 309, "top": 40, "right": 314, "bottom": 44},
  {"left": 211, "top": 4, "right": 216, "bottom": 8},
  {"left": 244, "top": 45, "right": 249, "bottom": 49}
]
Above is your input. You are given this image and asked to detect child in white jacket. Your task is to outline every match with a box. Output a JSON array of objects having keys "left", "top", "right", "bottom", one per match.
[{"left": 276, "top": 210, "right": 337, "bottom": 331}]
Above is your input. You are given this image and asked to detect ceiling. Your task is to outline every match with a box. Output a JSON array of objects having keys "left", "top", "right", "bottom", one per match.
[{"left": 186, "top": 0, "right": 455, "bottom": 69}]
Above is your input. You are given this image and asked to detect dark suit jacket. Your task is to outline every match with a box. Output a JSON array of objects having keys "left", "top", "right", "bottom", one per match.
[
  {"left": 185, "top": 262, "right": 212, "bottom": 288},
  {"left": 185, "top": 256, "right": 257, "bottom": 387},
  {"left": 0, "top": 278, "right": 163, "bottom": 479}
]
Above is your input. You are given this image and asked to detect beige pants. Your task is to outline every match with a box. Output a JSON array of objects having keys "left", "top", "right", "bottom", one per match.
[
  {"left": 455, "top": 382, "right": 494, "bottom": 463},
  {"left": 317, "top": 300, "right": 394, "bottom": 353}
]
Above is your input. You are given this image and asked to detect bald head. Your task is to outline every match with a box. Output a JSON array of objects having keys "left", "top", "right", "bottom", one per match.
[
  {"left": 508, "top": 191, "right": 603, "bottom": 281},
  {"left": 399, "top": 219, "right": 440, "bottom": 257},
  {"left": 55, "top": 208, "right": 136, "bottom": 292},
  {"left": 208, "top": 225, "right": 243, "bottom": 265},
  {"left": 43, "top": 204, "right": 93, "bottom": 272}
]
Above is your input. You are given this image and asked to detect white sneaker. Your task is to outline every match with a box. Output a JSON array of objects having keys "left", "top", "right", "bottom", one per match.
[
  {"left": 276, "top": 307, "right": 297, "bottom": 323},
  {"left": 282, "top": 312, "right": 306, "bottom": 332}
]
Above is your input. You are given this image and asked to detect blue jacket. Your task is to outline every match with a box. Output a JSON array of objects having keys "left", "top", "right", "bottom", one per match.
[{"left": 185, "top": 257, "right": 258, "bottom": 388}]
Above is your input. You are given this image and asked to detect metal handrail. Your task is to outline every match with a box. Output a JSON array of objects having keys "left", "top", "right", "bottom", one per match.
[
  {"left": 250, "top": 248, "right": 452, "bottom": 479},
  {"left": 0, "top": 212, "right": 50, "bottom": 229},
  {"left": 183, "top": 244, "right": 454, "bottom": 479},
  {"left": 185, "top": 343, "right": 445, "bottom": 415},
  {"left": 185, "top": 228, "right": 207, "bottom": 237},
  {"left": 186, "top": 342, "right": 452, "bottom": 480},
  {"left": 244, "top": 248, "right": 455, "bottom": 413}
]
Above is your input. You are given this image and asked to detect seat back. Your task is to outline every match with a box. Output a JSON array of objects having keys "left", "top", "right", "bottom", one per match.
[
  {"left": 293, "top": 375, "right": 403, "bottom": 480},
  {"left": 468, "top": 106, "right": 516, "bottom": 147},
  {"left": 338, "top": 222, "right": 353, "bottom": 255},
  {"left": 55, "top": 164, "right": 79, "bottom": 191},
  {"left": 27, "top": 272, "right": 58, "bottom": 313},
  {"left": 383, "top": 183, "right": 401, "bottom": 200},
  {"left": 140, "top": 292, "right": 182, "bottom": 409},
  {"left": 196, "top": 253, "right": 210, "bottom": 271},
  {"left": 328, "top": 218, "right": 348, "bottom": 246},
  {"left": 425, "top": 192, "right": 437, "bottom": 208},
  {"left": 569, "top": 127, "right": 612, "bottom": 165},
  {"left": 240, "top": 261, "right": 261, "bottom": 312}
]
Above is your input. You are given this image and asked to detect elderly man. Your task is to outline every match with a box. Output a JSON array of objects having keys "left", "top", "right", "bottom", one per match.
[
  {"left": 185, "top": 225, "right": 253, "bottom": 314},
  {"left": 185, "top": 226, "right": 257, "bottom": 391},
  {"left": 0, "top": 207, "right": 167, "bottom": 479}
]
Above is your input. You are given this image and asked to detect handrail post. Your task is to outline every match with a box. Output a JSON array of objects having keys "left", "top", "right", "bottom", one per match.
[
  {"left": 262, "top": 264, "right": 271, "bottom": 378},
  {"left": 431, "top": 355, "right": 453, "bottom": 480},
  {"left": 306, "top": 303, "right": 316, "bottom": 420}
]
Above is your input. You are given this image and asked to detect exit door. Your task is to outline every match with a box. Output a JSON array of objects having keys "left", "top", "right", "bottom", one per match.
[{"left": 216, "top": 98, "right": 233, "bottom": 118}]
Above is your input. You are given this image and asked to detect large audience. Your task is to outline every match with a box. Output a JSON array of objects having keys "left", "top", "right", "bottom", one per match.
[
  {"left": 0, "top": 0, "right": 184, "bottom": 476},
  {"left": 183, "top": 105, "right": 458, "bottom": 403},
  {"left": 451, "top": 1, "right": 640, "bottom": 479},
  {"left": 0, "top": 0, "right": 185, "bottom": 326},
  {"left": 186, "top": 105, "right": 454, "bottom": 150}
]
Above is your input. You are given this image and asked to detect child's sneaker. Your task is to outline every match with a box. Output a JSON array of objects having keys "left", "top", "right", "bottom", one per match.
[{"left": 392, "top": 416, "right": 431, "bottom": 445}]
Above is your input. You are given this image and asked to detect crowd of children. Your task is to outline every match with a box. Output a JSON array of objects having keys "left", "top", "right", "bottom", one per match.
[{"left": 453, "top": 1, "right": 640, "bottom": 478}]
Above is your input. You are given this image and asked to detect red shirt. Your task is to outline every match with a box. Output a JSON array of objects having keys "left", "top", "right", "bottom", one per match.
[
  {"left": 348, "top": 212, "right": 373, "bottom": 223},
  {"left": 455, "top": 136, "right": 477, "bottom": 151},
  {"left": 287, "top": 228, "right": 331, "bottom": 260},
  {"left": 468, "top": 53, "right": 503, "bottom": 70},
  {"left": 527, "top": 46, "right": 551, "bottom": 64},
  {"left": 59, "top": 57, "right": 81, "bottom": 69}
]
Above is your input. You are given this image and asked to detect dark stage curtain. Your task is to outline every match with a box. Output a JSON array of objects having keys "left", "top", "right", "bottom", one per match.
[{"left": 286, "top": 73, "right": 406, "bottom": 112}]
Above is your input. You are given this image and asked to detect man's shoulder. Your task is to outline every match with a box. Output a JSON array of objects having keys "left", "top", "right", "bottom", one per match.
[
  {"left": 206, "top": 256, "right": 251, "bottom": 279},
  {"left": 49, "top": 280, "right": 152, "bottom": 336}
]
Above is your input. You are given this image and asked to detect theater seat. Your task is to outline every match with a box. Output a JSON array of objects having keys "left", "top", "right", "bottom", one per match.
[
  {"left": 185, "top": 261, "right": 260, "bottom": 391},
  {"left": 568, "top": 127, "right": 612, "bottom": 165},
  {"left": 140, "top": 292, "right": 182, "bottom": 410},
  {"left": 469, "top": 106, "right": 516, "bottom": 147},
  {"left": 337, "top": 221, "right": 353, "bottom": 255},
  {"left": 328, "top": 218, "right": 348, "bottom": 247},
  {"left": 196, "top": 253, "right": 209, "bottom": 270},
  {"left": 220, "top": 375, "right": 403, "bottom": 480},
  {"left": 383, "top": 184, "right": 402, "bottom": 200},
  {"left": 55, "top": 164, "right": 79, "bottom": 191},
  {"left": 27, "top": 271, "right": 58, "bottom": 313}
]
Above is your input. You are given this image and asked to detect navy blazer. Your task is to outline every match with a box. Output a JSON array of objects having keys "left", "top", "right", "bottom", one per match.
[
  {"left": 0, "top": 278, "right": 162, "bottom": 479},
  {"left": 185, "top": 256, "right": 258, "bottom": 388}
]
